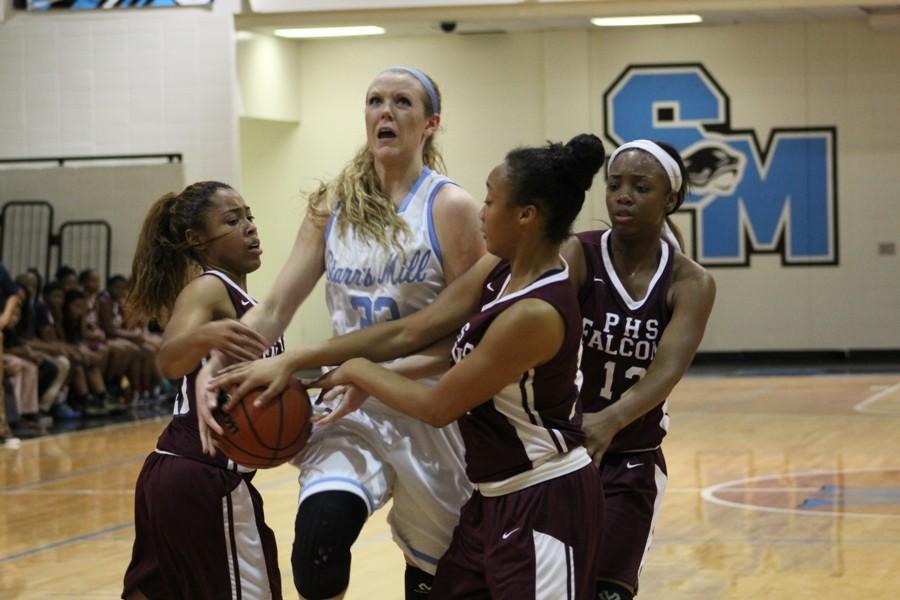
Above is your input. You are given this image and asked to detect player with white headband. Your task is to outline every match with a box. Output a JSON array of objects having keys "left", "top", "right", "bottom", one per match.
[{"left": 559, "top": 138, "right": 717, "bottom": 600}]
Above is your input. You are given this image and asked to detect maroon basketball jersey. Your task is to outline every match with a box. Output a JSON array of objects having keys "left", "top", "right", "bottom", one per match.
[
  {"left": 577, "top": 229, "right": 674, "bottom": 453},
  {"left": 451, "top": 260, "right": 588, "bottom": 493},
  {"left": 156, "top": 270, "right": 286, "bottom": 471}
]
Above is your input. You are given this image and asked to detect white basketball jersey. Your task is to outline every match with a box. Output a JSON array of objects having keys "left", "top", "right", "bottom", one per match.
[
  {"left": 303, "top": 168, "right": 471, "bottom": 574},
  {"left": 324, "top": 167, "right": 454, "bottom": 335}
]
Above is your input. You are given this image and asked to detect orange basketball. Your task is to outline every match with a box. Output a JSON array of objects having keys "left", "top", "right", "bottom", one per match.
[{"left": 212, "top": 378, "right": 312, "bottom": 469}]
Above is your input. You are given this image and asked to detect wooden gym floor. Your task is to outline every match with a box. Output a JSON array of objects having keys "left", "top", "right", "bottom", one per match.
[{"left": 2, "top": 370, "right": 899, "bottom": 599}]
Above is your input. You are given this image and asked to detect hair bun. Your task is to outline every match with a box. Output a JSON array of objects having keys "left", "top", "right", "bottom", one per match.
[{"left": 562, "top": 134, "right": 606, "bottom": 191}]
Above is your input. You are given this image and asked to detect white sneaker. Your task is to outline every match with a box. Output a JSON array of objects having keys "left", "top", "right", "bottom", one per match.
[{"left": 2, "top": 435, "right": 22, "bottom": 449}]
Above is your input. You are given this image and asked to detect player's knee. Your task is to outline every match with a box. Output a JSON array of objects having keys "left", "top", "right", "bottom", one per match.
[
  {"left": 597, "top": 579, "right": 635, "bottom": 600},
  {"left": 292, "top": 491, "right": 368, "bottom": 599},
  {"left": 404, "top": 564, "right": 434, "bottom": 599}
]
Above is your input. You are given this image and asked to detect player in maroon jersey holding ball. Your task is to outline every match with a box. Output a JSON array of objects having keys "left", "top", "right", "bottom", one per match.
[{"left": 122, "top": 181, "right": 284, "bottom": 600}]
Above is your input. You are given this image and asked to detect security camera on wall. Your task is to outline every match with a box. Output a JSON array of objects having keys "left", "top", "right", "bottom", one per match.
[{"left": 439, "top": 21, "right": 457, "bottom": 33}]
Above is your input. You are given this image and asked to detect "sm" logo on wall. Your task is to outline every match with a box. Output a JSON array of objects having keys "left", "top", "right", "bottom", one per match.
[{"left": 603, "top": 64, "right": 837, "bottom": 266}]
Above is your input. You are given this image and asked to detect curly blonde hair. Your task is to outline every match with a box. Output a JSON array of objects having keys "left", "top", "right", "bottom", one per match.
[{"left": 307, "top": 69, "right": 447, "bottom": 252}]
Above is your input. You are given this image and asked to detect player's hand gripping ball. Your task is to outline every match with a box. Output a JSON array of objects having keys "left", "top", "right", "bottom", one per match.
[{"left": 212, "top": 378, "right": 312, "bottom": 469}]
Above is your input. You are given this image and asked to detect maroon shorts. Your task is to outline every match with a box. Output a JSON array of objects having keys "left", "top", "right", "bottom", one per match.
[
  {"left": 122, "top": 452, "right": 282, "bottom": 600},
  {"left": 596, "top": 448, "right": 667, "bottom": 590},
  {"left": 431, "top": 464, "right": 604, "bottom": 600}
]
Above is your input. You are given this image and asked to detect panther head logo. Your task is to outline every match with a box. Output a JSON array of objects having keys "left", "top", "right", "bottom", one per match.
[{"left": 682, "top": 140, "right": 745, "bottom": 197}]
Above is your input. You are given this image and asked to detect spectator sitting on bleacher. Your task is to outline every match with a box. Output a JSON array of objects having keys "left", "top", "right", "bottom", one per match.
[
  {"left": 80, "top": 269, "right": 138, "bottom": 407},
  {"left": 56, "top": 265, "right": 79, "bottom": 292},
  {"left": 61, "top": 289, "right": 119, "bottom": 416},
  {"left": 13, "top": 272, "right": 79, "bottom": 420},
  {"left": 47, "top": 278, "right": 110, "bottom": 376},
  {"left": 0, "top": 263, "right": 47, "bottom": 435},
  {"left": 39, "top": 282, "right": 112, "bottom": 416},
  {"left": 3, "top": 353, "right": 44, "bottom": 435},
  {"left": 98, "top": 274, "right": 162, "bottom": 405},
  {"left": 1, "top": 282, "right": 22, "bottom": 448}
]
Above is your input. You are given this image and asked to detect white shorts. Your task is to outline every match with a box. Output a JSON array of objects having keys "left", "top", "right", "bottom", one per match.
[{"left": 292, "top": 397, "right": 472, "bottom": 574}]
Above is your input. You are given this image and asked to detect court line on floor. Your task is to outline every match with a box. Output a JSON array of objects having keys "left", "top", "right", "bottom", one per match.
[
  {"left": 854, "top": 380, "right": 900, "bottom": 414},
  {"left": 0, "top": 454, "right": 149, "bottom": 493},
  {"left": 701, "top": 467, "right": 900, "bottom": 519},
  {"left": 0, "top": 434, "right": 301, "bottom": 494},
  {"left": 8, "top": 415, "right": 169, "bottom": 447},
  {"left": 0, "top": 473, "right": 303, "bottom": 565},
  {"left": 0, "top": 522, "right": 134, "bottom": 565},
  {"left": 2, "top": 484, "right": 301, "bottom": 496}
]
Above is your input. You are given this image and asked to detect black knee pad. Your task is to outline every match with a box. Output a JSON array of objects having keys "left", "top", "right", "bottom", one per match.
[
  {"left": 292, "top": 491, "right": 368, "bottom": 599},
  {"left": 597, "top": 579, "right": 635, "bottom": 600},
  {"left": 404, "top": 564, "right": 434, "bottom": 599}
]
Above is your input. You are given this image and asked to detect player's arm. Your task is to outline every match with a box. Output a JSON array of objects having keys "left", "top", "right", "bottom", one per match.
[
  {"left": 299, "top": 252, "right": 500, "bottom": 365},
  {"left": 240, "top": 212, "right": 328, "bottom": 345},
  {"left": 156, "top": 276, "right": 268, "bottom": 379},
  {"left": 317, "top": 299, "right": 564, "bottom": 427},
  {"left": 314, "top": 336, "right": 456, "bottom": 424},
  {"left": 432, "top": 184, "right": 486, "bottom": 283},
  {"left": 387, "top": 336, "right": 456, "bottom": 380},
  {"left": 585, "top": 256, "right": 715, "bottom": 459},
  {"left": 212, "top": 253, "right": 500, "bottom": 404}
]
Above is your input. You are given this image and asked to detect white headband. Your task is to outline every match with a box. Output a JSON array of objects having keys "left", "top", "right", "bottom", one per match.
[{"left": 609, "top": 140, "right": 683, "bottom": 193}]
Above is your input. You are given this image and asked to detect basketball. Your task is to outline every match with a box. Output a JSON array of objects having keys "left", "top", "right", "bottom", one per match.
[{"left": 212, "top": 378, "right": 312, "bottom": 469}]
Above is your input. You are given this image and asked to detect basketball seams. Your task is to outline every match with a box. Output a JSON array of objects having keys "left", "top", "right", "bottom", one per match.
[
  {"left": 237, "top": 395, "right": 274, "bottom": 467},
  {"left": 213, "top": 383, "right": 313, "bottom": 469}
]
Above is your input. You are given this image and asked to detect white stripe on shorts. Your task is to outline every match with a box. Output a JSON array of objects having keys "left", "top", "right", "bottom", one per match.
[
  {"left": 222, "top": 480, "right": 272, "bottom": 600},
  {"left": 637, "top": 463, "right": 668, "bottom": 581},
  {"left": 533, "top": 529, "right": 574, "bottom": 600}
]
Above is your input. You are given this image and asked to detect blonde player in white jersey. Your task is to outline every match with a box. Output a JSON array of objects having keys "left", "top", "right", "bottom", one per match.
[{"left": 197, "top": 66, "right": 485, "bottom": 600}]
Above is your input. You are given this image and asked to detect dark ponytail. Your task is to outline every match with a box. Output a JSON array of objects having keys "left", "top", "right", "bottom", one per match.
[
  {"left": 126, "top": 181, "right": 231, "bottom": 324},
  {"left": 505, "top": 133, "right": 606, "bottom": 242}
]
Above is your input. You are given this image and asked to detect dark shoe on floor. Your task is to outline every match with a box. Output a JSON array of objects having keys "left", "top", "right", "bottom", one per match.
[
  {"left": 50, "top": 402, "right": 82, "bottom": 420},
  {"left": 83, "top": 395, "right": 109, "bottom": 417},
  {"left": 12, "top": 419, "right": 46, "bottom": 438},
  {"left": 104, "top": 394, "right": 127, "bottom": 414}
]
